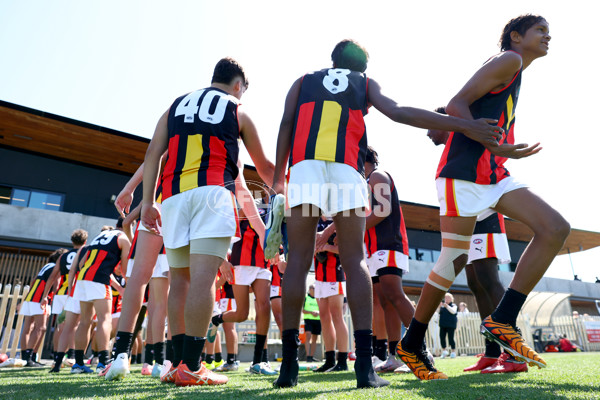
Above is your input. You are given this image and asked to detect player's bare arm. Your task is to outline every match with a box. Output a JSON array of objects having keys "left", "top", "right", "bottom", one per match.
[
  {"left": 365, "top": 170, "right": 392, "bottom": 230},
  {"left": 367, "top": 78, "right": 503, "bottom": 147},
  {"left": 115, "top": 163, "right": 144, "bottom": 217},
  {"left": 272, "top": 78, "right": 302, "bottom": 194},
  {"left": 235, "top": 167, "right": 267, "bottom": 247},
  {"left": 447, "top": 51, "right": 541, "bottom": 159},
  {"left": 238, "top": 110, "right": 275, "bottom": 187},
  {"left": 141, "top": 110, "right": 169, "bottom": 234},
  {"left": 117, "top": 234, "right": 131, "bottom": 277}
]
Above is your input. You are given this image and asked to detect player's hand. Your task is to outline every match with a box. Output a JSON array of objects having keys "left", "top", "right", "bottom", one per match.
[
  {"left": 488, "top": 142, "right": 542, "bottom": 159},
  {"left": 462, "top": 118, "right": 504, "bottom": 147},
  {"left": 40, "top": 298, "right": 48, "bottom": 309},
  {"left": 272, "top": 179, "right": 285, "bottom": 195},
  {"left": 141, "top": 202, "right": 162, "bottom": 235},
  {"left": 219, "top": 261, "right": 234, "bottom": 283},
  {"left": 117, "top": 285, "right": 125, "bottom": 297},
  {"left": 312, "top": 311, "right": 319, "bottom": 317},
  {"left": 114, "top": 189, "right": 134, "bottom": 217},
  {"left": 315, "top": 231, "right": 329, "bottom": 251}
]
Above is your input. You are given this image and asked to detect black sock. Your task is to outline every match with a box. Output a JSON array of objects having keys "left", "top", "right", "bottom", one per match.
[
  {"left": 354, "top": 330, "right": 389, "bottom": 388},
  {"left": 337, "top": 352, "right": 348, "bottom": 366},
  {"left": 22, "top": 349, "right": 32, "bottom": 361},
  {"left": 205, "top": 354, "right": 214, "bottom": 364},
  {"left": 31, "top": 352, "right": 38, "bottom": 362},
  {"left": 227, "top": 353, "right": 236, "bottom": 364},
  {"left": 261, "top": 348, "right": 268, "bottom": 363},
  {"left": 75, "top": 350, "right": 85, "bottom": 366},
  {"left": 67, "top": 349, "right": 75, "bottom": 359},
  {"left": 371, "top": 336, "right": 377, "bottom": 356},
  {"left": 53, "top": 352, "right": 65, "bottom": 370},
  {"left": 491, "top": 288, "right": 528, "bottom": 327},
  {"left": 253, "top": 334, "right": 267, "bottom": 365},
  {"left": 172, "top": 334, "right": 185, "bottom": 366},
  {"left": 98, "top": 350, "right": 109, "bottom": 366},
  {"left": 211, "top": 313, "right": 224, "bottom": 326},
  {"left": 282, "top": 329, "right": 300, "bottom": 359},
  {"left": 484, "top": 339, "right": 502, "bottom": 358},
  {"left": 402, "top": 318, "right": 428, "bottom": 350},
  {"left": 215, "top": 352, "right": 223, "bottom": 363},
  {"left": 154, "top": 342, "right": 165, "bottom": 364},
  {"left": 166, "top": 340, "right": 174, "bottom": 362},
  {"left": 136, "top": 353, "right": 142, "bottom": 364},
  {"left": 375, "top": 339, "right": 388, "bottom": 361},
  {"left": 200, "top": 352, "right": 206, "bottom": 362},
  {"left": 114, "top": 331, "right": 133, "bottom": 356},
  {"left": 92, "top": 350, "right": 98, "bottom": 358},
  {"left": 354, "top": 330, "right": 373, "bottom": 359},
  {"left": 144, "top": 343, "right": 154, "bottom": 364},
  {"left": 182, "top": 335, "right": 205, "bottom": 372},
  {"left": 389, "top": 340, "right": 399, "bottom": 357}
]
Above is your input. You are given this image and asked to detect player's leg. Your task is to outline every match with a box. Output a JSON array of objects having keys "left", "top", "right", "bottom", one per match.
[
  {"left": 482, "top": 188, "right": 569, "bottom": 367},
  {"left": 275, "top": 205, "right": 320, "bottom": 388},
  {"left": 333, "top": 208, "right": 388, "bottom": 388},
  {"left": 92, "top": 298, "right": 112, "bottom": 370},
  {"left": 250, "top": 278, "right": 276, "bottom": 374},
  {"left": 51, "top": 311, "right": 80, "bottom": 372},
  {"left": 371, "top": 281, "right": 388, "bottom": 364},
  {"left": 464, "top": 261, "right": 503, "bottom": 371},
  {"left": 271, "top": 296, "right": 283, "bottom": 333},
  {"left": 328, "top": 293, "right": 349, "bottom": 371},
  {"left": 19, "top": 316, "right": 34, "bottom": 362},
  {"left": 114, "top": 231, "right": 163, "bottom": 357},
  {"left": 314, "top": 296, "right": 335, "bottom": 372},
  {"left": 30, "top": 314, "right": 48, "bottom": 366},
  {"left": 220, "top": 284, "right": 250, "bottom": 323},
  {"left": 398, "top": 215, "right": 475, "bottom": 380},
  {"left": 74, "top": 301, "right": 94, "bottom": 373},
  {"left": 373, "top": 282, "right": 403, "bottom": 372},
  {"left": 221, "top": 321, "right": 238, "bottom": 370},
  {"left": 149, "top": 276, "right": 169, "bottom": 374}
]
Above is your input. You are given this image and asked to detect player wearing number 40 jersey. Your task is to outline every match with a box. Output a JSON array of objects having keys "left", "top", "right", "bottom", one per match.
[
  {"left": 398, "top": 15, "right": 570, "bottom": 382},
  {"left": 141, "top": 57, "right": 274, "bottom": 387},
  {"left": 269, "top": 39, "right": 504, "bottom": 390}
]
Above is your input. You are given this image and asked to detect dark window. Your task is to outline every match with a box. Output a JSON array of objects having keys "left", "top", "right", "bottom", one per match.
[{"left": 2, "top": 185, "right": 64, "bottom": 211}]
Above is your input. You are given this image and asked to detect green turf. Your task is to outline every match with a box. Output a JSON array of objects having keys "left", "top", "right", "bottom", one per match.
[{"left": 1, "top": 353, "right": 599, "bottom": 399}]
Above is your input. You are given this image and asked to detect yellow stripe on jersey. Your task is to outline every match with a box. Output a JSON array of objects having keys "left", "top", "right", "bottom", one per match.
[
  {"left": 25, "top": 280, "right": 41, "bottom": 302},
  {"left": 314, "top": 101, "right": 342, "bottom": 161},
  {"left": 506, "top": 94, "right": 515, "bottom": 127},
  {"left": 179, "top": 134, "right": 204, "bottom": 193},
  {"left": 78, "top": 249, "right": 98, "bottom": 280}
]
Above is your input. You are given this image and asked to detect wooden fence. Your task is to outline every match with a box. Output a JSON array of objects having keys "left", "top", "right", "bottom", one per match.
[
  {"left": 0, "top": 284, "right": 35, "bottom": 358},
  {"left": 0, "top": 252, "right": 47, "bottom": 288}
]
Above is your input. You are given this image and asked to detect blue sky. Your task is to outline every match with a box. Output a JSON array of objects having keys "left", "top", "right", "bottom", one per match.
[{"left": 1, "top": 1, "right": 598, "bottom": 283}]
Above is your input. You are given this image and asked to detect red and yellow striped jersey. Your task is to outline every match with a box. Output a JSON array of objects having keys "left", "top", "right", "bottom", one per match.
[
  {"left": 78, "top": 230, "right": 123, "bottom": 285},
  {"left": 162, "top": 88, "right": 241, "bottom": 201},
  {"left": 289, "top": 68, "right": 369, "bottom": 174},
  {"left": 25, "top": 262, "right": 55, "bottom": 303},
  {"left": 437, "top": 51, "right": 522, "bottom": 184}
]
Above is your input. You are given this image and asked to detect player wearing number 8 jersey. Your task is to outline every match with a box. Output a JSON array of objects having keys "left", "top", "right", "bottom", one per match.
[
  {"left": 271, "top": 39, "right": 505, "bottom": 390},
  {"left": 141, "top": 57, "right": 274, "bottom": 387}
]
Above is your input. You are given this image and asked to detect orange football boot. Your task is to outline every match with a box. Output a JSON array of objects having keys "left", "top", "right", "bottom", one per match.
[
  {"left": 480, "top": 316, "right": 546, "bottom": 369},
  {"left": 175, "top": 363, "right": 229, "bottom": 387},
  {"left": 396, "top": 342, "right": 448, "bottom": 381}
]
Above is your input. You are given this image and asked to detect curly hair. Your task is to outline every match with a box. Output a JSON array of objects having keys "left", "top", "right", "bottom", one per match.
[
  {"left": 331, "top": 39, "right": 369, "bottom": 73},
  {"left": 365, "top": 146, "right": 379, "bottom": 166},
  {"left": 499, "top": 14, "right": 546, "bottom": 51}
]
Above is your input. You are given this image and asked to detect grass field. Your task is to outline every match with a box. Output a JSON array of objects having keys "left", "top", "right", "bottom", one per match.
[{"left": 1, "top": 353, "right": 599, "bottom": 399}]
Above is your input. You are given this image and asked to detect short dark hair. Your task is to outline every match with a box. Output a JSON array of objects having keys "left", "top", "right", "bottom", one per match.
[
  {"left": 211, "top": 57, "right": 249, "bottom": 88},
  {"left": 499, "top": 14, "right": 546, "bottom": 51},
  {"left": 365, "top": 146, "right": 379, "bottom": 166},
  {"left": 49, "top": 248, "right": 68, "bottom": 263},
  {"left": 434, "top": 106, "right": 446, "bottom": 115},
  {"left": 331, "top": 40, "right": 369, "bottom": 73},
  {"left": 71, "top": 229, "right": 88, "bottom": 246},
  {"left": 116, "top": 216, "right": 124, "bottom": 229}
]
